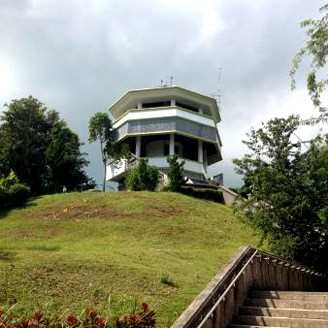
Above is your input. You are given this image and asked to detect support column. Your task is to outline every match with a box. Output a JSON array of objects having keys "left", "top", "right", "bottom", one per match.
[
  {"left": 137, "top": 102, "right": 142, "bottom": 110},
  {"left": 169, "top": 134, "right": 175, "bottom": 156},
  {"left": 170, "top": 99, "right": 176, "bottom": 107},
  {"left": 136, "top": 136, "right": 141, "bottom": 158},
  {"left": 198, "top": 140, "right": 203, "bottom": 163}
]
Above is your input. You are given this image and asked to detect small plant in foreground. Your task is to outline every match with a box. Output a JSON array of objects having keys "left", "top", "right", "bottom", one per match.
[
  {"left": 0, "top": 303, "right": 156, "bottom": 328},
  {"left": 160, "top": 273, "right": 176, "bottom": 287},
  {"left": 116, "top": 303, "right": 155, "bottom": 328}
]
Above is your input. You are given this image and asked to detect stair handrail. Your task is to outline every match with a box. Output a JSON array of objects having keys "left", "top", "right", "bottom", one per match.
[
  {"left": 255, "top": 250, "right": 327, "bottom": 278},
  {"left": 195, "top": 249, "right": 258, "bottom": 328}
]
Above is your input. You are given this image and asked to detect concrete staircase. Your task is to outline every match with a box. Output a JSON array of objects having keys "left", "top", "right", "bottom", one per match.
[{"left": 231, "top": 290, "right": 328, "bottom": 327}]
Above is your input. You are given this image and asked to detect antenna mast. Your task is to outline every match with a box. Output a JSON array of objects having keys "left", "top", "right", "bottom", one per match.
[{"left": 210, "top": 67, "right": 223, "bottom": 106}]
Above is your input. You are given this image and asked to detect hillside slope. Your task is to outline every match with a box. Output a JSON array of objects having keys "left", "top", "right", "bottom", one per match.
[{"left": 0, "top": 192, "right": 260, "bottom": 327}]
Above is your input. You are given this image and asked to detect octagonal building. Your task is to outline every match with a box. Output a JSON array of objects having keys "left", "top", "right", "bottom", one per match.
[{"left": 106, "top": 86, "right": 222, "bottom": 187}]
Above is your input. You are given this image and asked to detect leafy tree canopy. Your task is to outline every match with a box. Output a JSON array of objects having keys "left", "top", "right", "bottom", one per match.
[
  {"left": 234, "top": 116, "right": 328, "bottom": 271},
  {"left": 291, "top": 4, "right": 328, "bottom": 120},
  {"left": 0, "top": 96, "right": 92, "bottom": 194}
]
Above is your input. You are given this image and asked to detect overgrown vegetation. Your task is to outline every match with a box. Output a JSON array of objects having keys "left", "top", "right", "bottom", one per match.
[
  {"left": 0, "top": 192, "right": 260, "bottom": 327},
  {"left": 166, "top": 155, "right": 185, "bottom": 192},
  {"left": 0, "top": 171, "right": 30, "bottom": 209},
  {"left": 126, "top": 160, "right": 159, "bottom": 191},
  {"left": 234, "top": 116, "right": 328, "bottom": 271}
]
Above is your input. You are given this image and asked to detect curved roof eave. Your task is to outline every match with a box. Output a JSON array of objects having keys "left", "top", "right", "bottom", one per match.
[{"left": 109, "top": 86, "right": 221, "bottom": 123}]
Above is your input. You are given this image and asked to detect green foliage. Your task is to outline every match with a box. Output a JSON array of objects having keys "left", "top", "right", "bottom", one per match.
[
  {"left": 166, "top": 155, "right": 185, "bottom": 192},
  {"left": 0, "top": 172, "right": 30, "bottom": 209},
  {"left": 180, "top": 187, "right": 224, "bottom": 203},
  {"left": 88, "top": 112, "right": 115, "bottom": 192},
  {"left": 291, "top": 4, "right": 328, "bottom": 120},
  {"left": 126, "top": 159, "right": 159, "bottom": 191},
  {"left": 160, "top": 273, "right": 176, "bottom": 287},
  {"left": 234, "top": 115, "right": 328, "bottom": 271},
  {"left": 8, "top": 183, "right": 30, "bottom": 206},
  {"left": 46, "top": 126, "right": 89, "bottom": 192},
  {"left": 0, "top": 96, "right": 91, "bottom": 194},
  {"left": 0, "top": 171, "right": 19, "bottom": 189}
]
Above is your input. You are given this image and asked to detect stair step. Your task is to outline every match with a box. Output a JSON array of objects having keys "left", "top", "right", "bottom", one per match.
[
  {"left": 245, "top": 298, "right": 328, "bottom": 309},
  {"left": 240, "top": 306, "right": 328, "bottom": 320},
  {"left": 235, "top": 315, "right": 328, "bottom": 327},
  {"left": 250, "top": 290, "right": 328, "bottom": 301}
]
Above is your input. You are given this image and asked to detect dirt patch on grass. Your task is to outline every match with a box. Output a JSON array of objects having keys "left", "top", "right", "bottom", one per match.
[{"left": 24, "top": 201, "right": 187, "bottom": 221}]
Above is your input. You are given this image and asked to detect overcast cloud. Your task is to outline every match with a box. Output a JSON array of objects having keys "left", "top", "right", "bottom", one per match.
[{"left": 0, "top": 0, "right": 327, "bottom": 187}]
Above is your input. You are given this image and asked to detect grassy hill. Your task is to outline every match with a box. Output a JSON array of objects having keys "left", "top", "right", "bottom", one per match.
[{"left": 0, "top": 192, "right": 260, "bottom": 327}]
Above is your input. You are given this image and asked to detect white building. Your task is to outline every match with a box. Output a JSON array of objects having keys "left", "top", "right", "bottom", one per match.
[{"left": 106, "top": 86, "right": 222, "bottom": 187}]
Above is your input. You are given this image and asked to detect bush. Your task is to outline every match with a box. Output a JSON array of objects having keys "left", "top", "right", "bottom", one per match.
[
  {"left": 180, "top": 187, "right": 224, "bottom": 203},
  {"left": 126, "top": 159, "right": 159, "bottom": 191},
  {"left": 160, "top": 273, "right": 177, "bottom": 287},
  {"left": 0, "top": 171, "right": 30, "bottom": 209},
  {"left": 9, "top": 183, "right": 31, "bottom": 206},
  {"left": 166, "top": 155, "right": 185, "bottom": 192},
  {"left": 0, "top": 186, "right": 10, "bottom": 208}
]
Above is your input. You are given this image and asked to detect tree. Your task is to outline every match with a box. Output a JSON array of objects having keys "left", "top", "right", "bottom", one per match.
[
  {"left": 234, "top": 116, "right": 328, "bottom": 271},
  {"left": 166, "top": 155, "right": 185, "bottom": 192},
  {"left": 291, "top": 4, "right": 328, "bottom": 120},
  {"left": 46, "top": 125, "right": 90, "bottom": 192},
  {"left": 88, "top": 112, "right": 113, "bottom": 192},
  {"left": 0, "top": 97, "right": 55, "bottom": 193},
  {"left": 0, "top": 96, "right": 92, "bottom": 194}
]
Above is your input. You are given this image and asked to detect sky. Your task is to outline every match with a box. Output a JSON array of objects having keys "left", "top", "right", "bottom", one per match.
[{"left": 0, "top": 0, "right": 327, "bottom": 188}]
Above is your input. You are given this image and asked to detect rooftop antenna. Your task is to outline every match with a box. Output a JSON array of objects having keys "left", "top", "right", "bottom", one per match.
[
  {"left": 170, "top": 76, "right": 174, "bottom": 86},
  {"left": 160, "top": 79, "right": 164, "bottom": 87},
  {"left": 210, "top": 67, "right": 223, "bottom": 106}
]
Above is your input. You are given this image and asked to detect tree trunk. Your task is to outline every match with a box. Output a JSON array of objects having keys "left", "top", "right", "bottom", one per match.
[
  {"left": 103, "top": 161, "right": 107, "bottom": 192},
  {"left": 101, "top": 141, "right": 106, "bottom": 192}
]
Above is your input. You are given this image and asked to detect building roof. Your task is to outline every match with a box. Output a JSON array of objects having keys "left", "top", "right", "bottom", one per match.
[{"left": 109, "top": 86, "right": 221, "bottom": 123}]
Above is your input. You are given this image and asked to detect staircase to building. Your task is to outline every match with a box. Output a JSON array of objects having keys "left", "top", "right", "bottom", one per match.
[
  {"left": 171, "top": 247, "right": 328, "bottom": 328},
  {"left": 231, "top": 290, "right": 328, "bottom": 327}
]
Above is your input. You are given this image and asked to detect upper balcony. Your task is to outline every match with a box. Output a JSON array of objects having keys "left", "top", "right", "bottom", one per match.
[
  {"left": 112, "top": 105, "right": 222, "bottom": 146},
  {"left": 109, "top": 86, "right": 221, "bottom": 124}
]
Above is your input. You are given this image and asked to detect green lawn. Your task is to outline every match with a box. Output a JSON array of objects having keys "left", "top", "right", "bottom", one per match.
[{"left": 0, "top": 192, "right": 260, "bottom": 327}]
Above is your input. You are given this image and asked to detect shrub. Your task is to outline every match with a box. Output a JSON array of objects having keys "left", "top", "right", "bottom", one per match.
[
  {"left": 9, "top": 183, "right": 31, "bottom": 206},
  {"left": 126, "top": 159, "right": 159, "bottom": 191},
  {"left": 160, "top": 273, "right": 177, "bottom": 287},
  {"left": 0, "top": 171, "right": 19, "bottom": 189},
  {"left": 0, "top": 186, "right": 10, "bottom": 208},
  {"left": 166, "top": 155, "right": 185, "bottom": 192},
  {"left": 0, "top": 171, "right": 30, "bottom": 209},
  {"left": 180, "top": 187, "right": 224, "bottom": 203}
]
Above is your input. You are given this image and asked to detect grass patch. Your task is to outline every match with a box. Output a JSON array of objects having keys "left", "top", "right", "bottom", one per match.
[{"left": 0, "top": 191, "right": 261, "bottom": 327}]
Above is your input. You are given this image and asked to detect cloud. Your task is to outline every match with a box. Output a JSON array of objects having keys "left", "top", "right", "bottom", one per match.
[{"left": 0, "top": 0, "right": 326, "bottom": 187}]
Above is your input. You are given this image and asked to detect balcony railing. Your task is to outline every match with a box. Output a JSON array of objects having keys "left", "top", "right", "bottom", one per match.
[{"left": 107, "top": 156, "right": 206, "bottom": 181}]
